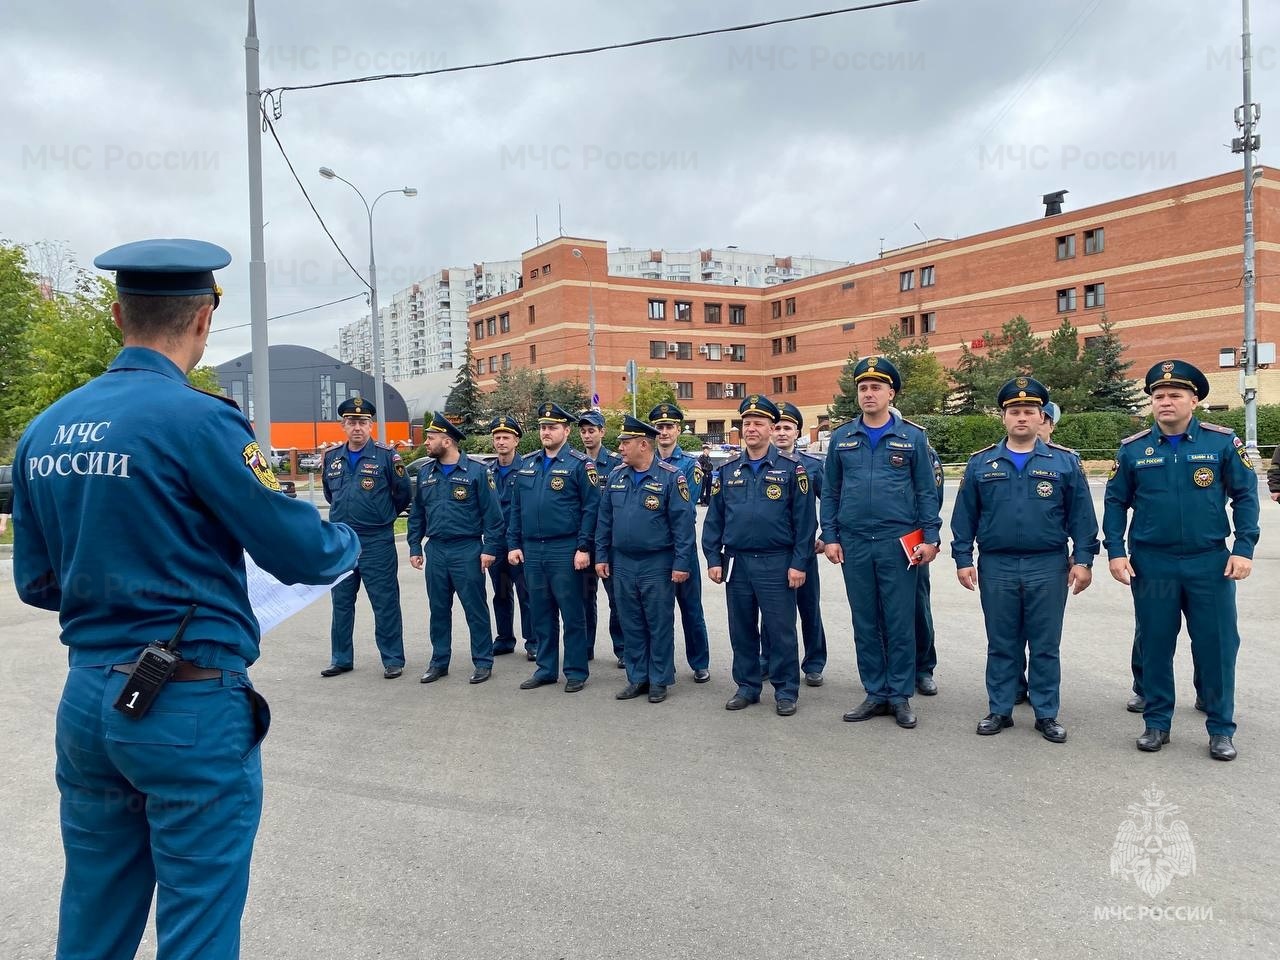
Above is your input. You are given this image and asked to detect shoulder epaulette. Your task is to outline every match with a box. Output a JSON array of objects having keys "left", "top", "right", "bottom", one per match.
[
  {"left": 1047, "top": 441, "right": 1078, "bottom": 455},
  {"left": 898, "top": 415, "right": 926, "bottom": 432},
  {"left": 1121, "top": 428, "right": 1152, "bottom": 445},
  {"left": 777, "top": 450, "right": 800, "bottom": 463},
  {"left": 566, "top": 448, "right": 588, "bottom": 462},
  {"left": 375, "top": 439, "right": 395, "bottom": 450},
  {"left": 1201, "top": 422, "right": 1234, "bottom": 435},
  {"left": 187, "top": 384, "right": 242, "bottom": 409},
  {"left": 521, "top": 451, "right": 541, "bottom": 463},
  {"left": 656, "top": 460, "right": 678, "bottom": 473},
  {"left": 969, "top": 442, "right": 998, "bottom": 458}
]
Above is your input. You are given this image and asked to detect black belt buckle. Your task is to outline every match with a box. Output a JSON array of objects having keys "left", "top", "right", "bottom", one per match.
[{"left": 113, "top": 644, "right": 181, "bottom": 719}]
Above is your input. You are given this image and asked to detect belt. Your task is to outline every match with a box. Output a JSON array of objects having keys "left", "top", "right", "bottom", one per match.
[{"left": 112, "top": 662, "right": 224, "bottom": 682}]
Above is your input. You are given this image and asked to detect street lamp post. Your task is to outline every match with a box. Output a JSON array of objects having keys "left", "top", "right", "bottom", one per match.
[
  {"left": 319, "top": 166, "right": 417, "bottom": 440},
  {"left": 571, "top": 248, "right": 598, "bottom": 409}
]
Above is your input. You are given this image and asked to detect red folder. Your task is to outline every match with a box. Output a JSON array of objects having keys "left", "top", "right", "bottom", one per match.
[{"left": 900, "top": 528, "right": 925, "bottom": 567}]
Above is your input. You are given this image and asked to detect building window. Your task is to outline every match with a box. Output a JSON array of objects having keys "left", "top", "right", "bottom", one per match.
[
  {"left": 899, "top": 270, "right": 915, "bottom": 292},
  {"left": 704, "top": 303, "right": 722, "bottom": 324},
  {"left": 728, "top": 344, "right": 746, "bottom": 362},
  {"left": 499, "top": 313, "right": 510, "bottom": 333},
  {"left": 786, "top": 375, "right": 798, "bottom": 392},
  {"left": 1084, "top": 282, "right": 1106, "bottom": 308},
  {"left": 771, "top": 300, "right": 782, "bottom": 319},
  {"left": 650, "top": 340, "right": 667, "bottom": 359},
  {"left": 528, "top": 305, "right": 536, "bottom": 324},
  {"left": 529, "top": 269, "right": 538, "bottom": 280},
  {"left": 676, "top": 342, "right": 693, "bottom": 360},
  {"left": 319, "top": 374, "right": 333, "bottom": 420},
  {"left": 529, "top": 344, "right": 536, "bottom": 363},
  {"left": 772, "top": 376, "right": 783, "bottom": 393},
  {"left": 730, "top": 381, "right": 747, "bottom": 398},
  {"left": 707, "top": 419, "right": 726, "bottom": 436},
  {"left": 675, "top": 300, "right": 692, "bottom": 322},
  {"left": 706, "top": 343, "right": 722, "bottom": 361},
  {"left": 900, "top": 314, "right": 916, "bottom": 336},
  {"left": 541, "top": 264, "right": 551, "bottom": 276},
  {"left": 488, "top": 356, "right": 497, "bottom": 373},
  {"left": 648, "top": 299, "right": 666, "bottom": 321},
  {"left": 486, "top": 316, "right": 496, "bottom": 337},
  {"left": 473, "top": 320, "right": 484, "bottom": 341},
  {"left": 501, "top": 353, "right": 511, "bottom": 370},
  {"left": 922, "top": 311, "right": 937, "bottom": 334},
  {"left": 230, "top": 379, "right": 244, "bottom": 414},
  {"left": 475, "top": 359, "right": 484, "bottom": 375},
  {"left": 784, "top": 335, "right": 797, "bottom": 353},
  {"left": 1083, "top": 335, "right": 1102, "bottom": 350},
  {"left": 1057, "top": 287, "right": 1077, "bottom": 312},
  {"left": 729, "top": 304, "right": 746, "bottom": 325},
  {"left": 676, "top": 381, "right": 693, "bottom": 400},
  {"left": 1056, "top": 234, "right": 1076, "bottom": 260},
  {"left": 785, "top": 297, "right": 796, "bottom": 316},
  {"left": 1084, "top": 228, "right": 1105, "bottom": 255},
  {"left": 771, "top": 337, "right": 783, "bottom": 356},
  {"left": 706, "top": 382, "right": 724, "bottom": 400},
  {"left": 920, "top": 265, "right": 936, "bottom": 287}
]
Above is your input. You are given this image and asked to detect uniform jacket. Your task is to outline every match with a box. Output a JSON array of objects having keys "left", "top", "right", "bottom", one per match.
[
  {"left": 407, "top": 452, "right": 505, "bottom": 556},
  {"left": 323, "top": 440, "right": 412, "bottom": 532},
  {"left": 950, "top": 438, "right": 1099, "bottom": 568},
  {"left": 595, "top": 458, "right": 695, "bottom": 572},
  {"left": 662, "top": 445, "right": 705, "bottom": 502},
  {"left": 508, "top": 446, "right": 601, "bottom": 551},
  {"left": 702, "top": 444, "right": 817, "bottom": 571},
  {"left": 12, "top": 347, "right": 359, "bottom": 671},
  {"left": 1103, "top": 418, "right": 1260, "bottom": 559}
]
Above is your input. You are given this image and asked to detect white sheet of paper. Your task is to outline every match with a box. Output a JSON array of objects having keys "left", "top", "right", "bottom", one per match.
[{"left": 244, "top": 552, "right": 351, "bottom": 636}]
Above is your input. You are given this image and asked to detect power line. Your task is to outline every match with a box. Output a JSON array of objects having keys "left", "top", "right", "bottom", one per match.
[
  {"left": 259, "top": 1, "right": 920, "bottom": 104},
  {"left": 210, "top": 292, "right": 367, "bottom": 334}
]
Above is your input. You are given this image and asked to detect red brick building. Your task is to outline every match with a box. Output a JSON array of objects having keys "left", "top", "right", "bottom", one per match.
[{"left": 470, "top": 168, "right": 1278, "bottom": 435}]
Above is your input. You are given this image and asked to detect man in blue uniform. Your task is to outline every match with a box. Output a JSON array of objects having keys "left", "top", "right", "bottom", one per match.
[
  {"left": 595, "top": 416, "right": 696, "bottom": 703},
  {"left": 822, "top": 357, "right": 941, "bottom": 730},
  {"left": 320, "top": 396, "right": 412, "bottom": 678},
  {"left": 409, "top": 412, "right": 506, "bottom": 685},
  {"left": 764, "top": 402, "right": 826, "bottom": 686},
  {"left": 1103, "top": 360, "right": 1259, "bottom": 761},
  {"left": 486, "top": 415, "right": 534, "bottom": 659},
  {"left": 650, "top": 402, "right": 712, "bottom": 683},
  {"left": 950, "top": 378, "right": 1099, "bottom": 743},
  {"left": 578, "top": 409, "right": 625, "bottom": 666},
  {"left": 13, "top": 239, "right": 360, "bottom": 960},
  {"left": 508, "top": 402, "right": 601, "bottom": 692},
  {"left": 703, "top": 394, "right": 817, "bottom": 716}
]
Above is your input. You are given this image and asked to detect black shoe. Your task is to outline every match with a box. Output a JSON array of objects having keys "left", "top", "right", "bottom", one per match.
[
  {"left": 776, "top": 699, "right": 797, "bottom": 717},
  {"left": 1035, "top": 717, "right": 1067, "bottom": 743},
  {"left": 616, "top": 682, "right": 649, "bottom": 700},
  {"left": 1195, "top": 698, "right": 1206, "bottom": 713},
  {"left": 419, "top": 667, "right": 448, "bottom": 683},
  {"left": 976, "top": 713, "right": 1014, "bottom": 736},
  {"left": 648, "top": 685, "right": 668, "bottom": 703},
  {"left": 320, "top": 665, "right": 353, "bottom": 677},
  {"left": 493, "top": 644, "right": 515, "bottom": 656},
  {"left": 1209, "top": 734, "right": 1237, "bottom": 761},
  {"left": 1014, "top": 689, "right": 1028, "bottom": 705},
  {"left": 725, "top": 695, "right": 757, "bottom": 711},
  {"left": 804, "top": 672, "right": 824, "bottom": 687},
  {"left": 843, "top": 698, "right": 888, "bottom": 722},
  {"left": 693, "top": 669, "right": 711, "bottom": 683},
  {"left": 616, "top": 657, "right": 626, "bottom": 669},
  {"left": 525, "top": 650, "right": 537, "bottom": 662},
  {"left": 1137, "top": 728, "right": 1170, "bottom": 752},
  {"left": 916, "top": 675, "right": 938, "bottom": 696},
  {"left": 760, "top": 672, "right": 770, "bottom": 682},
  {"left": 469, "top": 668, "right": 492, "bottom": 684},
  {"left": 1126, "top": 694, "right": 1147, "bottom": 713},
  {"left": 893, "top": 701, "right": 917, "bottom": 729},
  {"left": 564, "top": 678, "right": 586, "bottom": 693},
  {"left": 383, "top": 667, "right": 403, "bottom": 679},
  {"left": 519, "top": 675, "right": 556, "bottom": 690}
]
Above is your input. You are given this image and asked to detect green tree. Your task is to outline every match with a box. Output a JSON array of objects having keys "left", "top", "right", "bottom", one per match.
[
  {"left": 0, "top": 243, "right": 45, "bottom": 442},
  {"left": 873, "top": 327, "right": 948, "bottom": 415},
  {"left": 945, "top": 334, "right": 998, "bottom": 414},
  {"left": 445, "top": 342, "right": 485, "bottom": 433},
  {"left": 483, "top": 366, "right": 589, "bottom": 430},
  {"left": 1083, "top": 317, "right": 1143, "bottom": 412},
  {"left": 996, "top": 314, "right": 1043, "bottom": 377},
  {"left": 609, "top": 368, "right": 676, "bottom": 429},
  {"left": 188, "top": 366, "right": 223, "bottom": 393},
  {"left": 827, "top": 350, "right": 861, "bottom": 424},
  {"left": 1036, "top": 316, "right": 1092, "bottom": 412}
]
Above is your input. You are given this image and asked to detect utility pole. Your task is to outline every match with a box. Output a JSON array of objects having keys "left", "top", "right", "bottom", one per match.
[
  {"left": 1234, "top": 0, "right": 1262, "bottom": 461},
  {"left": 245, "top": 0, "right": 271, "bottom": 451}
]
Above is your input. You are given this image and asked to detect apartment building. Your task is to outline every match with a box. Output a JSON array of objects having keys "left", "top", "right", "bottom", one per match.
[{"left": 467, "top": 169, "right": 1278, "bottom": 434}]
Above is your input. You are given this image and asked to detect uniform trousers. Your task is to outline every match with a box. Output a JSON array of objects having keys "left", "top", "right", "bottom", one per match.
[
  {"left": 524, "top": 537, "right": 590, "bottom": 682},
  {"left": 841, "top": 538, "right": 919, "bottom": 704},
  {"left": 726, "top": 552, "right": 800, "bottom": 703},
  {"left": 425, "top": 538, "right": 494, "bottom": 670},
  {"left": 612, "top": 551, "right": 677, "bottom": 688},
  {"left": 489, "top": 554, "right": 532, "bottom": 655},
  {"left": 329, "top": 529, "right": 404, "bottom": 670}
]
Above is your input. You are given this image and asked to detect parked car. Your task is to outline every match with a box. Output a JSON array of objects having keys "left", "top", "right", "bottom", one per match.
[
  {"left": 278, "top": 478, "right": 297, "bottom": 498},
  {"left": 0, "top": 463, "right": 12, "bottom": 515},
  {"left": 298, "top": 452, "right": 323, "bottom": 470}
]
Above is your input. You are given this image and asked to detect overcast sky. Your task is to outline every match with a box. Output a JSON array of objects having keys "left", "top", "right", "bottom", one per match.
[{"left": 3, "top": 0, "right": 1275, "bottom": 366}]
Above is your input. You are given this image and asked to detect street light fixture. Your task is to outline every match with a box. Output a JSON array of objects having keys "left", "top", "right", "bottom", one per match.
[
  {"left": 319, "top": 166, "right": 417, "bottom": 439},
  {"left": 571, "top": 247, "right": 598, "bottom": 409}
]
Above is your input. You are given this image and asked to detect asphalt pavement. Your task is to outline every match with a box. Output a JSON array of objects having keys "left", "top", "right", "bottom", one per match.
[{"left": 2, "top": 484, "right": 1277, "bottom": 960}]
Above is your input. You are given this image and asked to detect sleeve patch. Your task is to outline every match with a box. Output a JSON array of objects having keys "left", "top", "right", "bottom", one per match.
[{"left": 243, "top": 441, "right": 282, "bottom": 492}]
